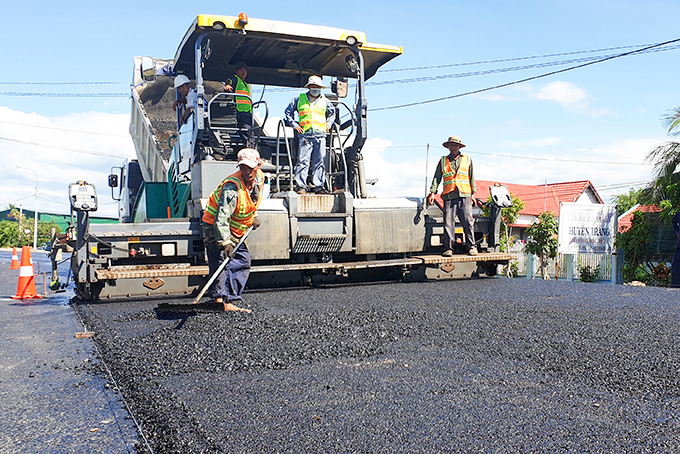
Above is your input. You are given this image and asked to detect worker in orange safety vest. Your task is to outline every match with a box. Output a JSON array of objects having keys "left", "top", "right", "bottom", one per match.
[
  {"left": 426, "top": 135, "right": 479, "bottom": 257},
  {"left": 202, "top": 148, "right": 264, "bottom": 312}
]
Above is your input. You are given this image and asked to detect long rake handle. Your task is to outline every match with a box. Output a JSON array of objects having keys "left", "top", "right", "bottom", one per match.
[{"left": 193, "top": 227, "right": 254, "bottom": 304}]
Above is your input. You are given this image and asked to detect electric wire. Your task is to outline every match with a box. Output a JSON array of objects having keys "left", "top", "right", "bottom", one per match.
[
  {"left": 0, "top": 120, "right": 128, "bottom": 137},
  {"left": 370, "top": 38, "right": 680, "bottom": 111},
  {"left": 377, "top": 143, "right": 652, "bottom": 166},
  {"left": 367, "top": 45, "right": 680, "bottom": 87},
  {"left": 0, "top": 136, "right": 131, "bottom": 159},
  {"left": 381, "top": 43, "right": 660, "bottom": 72}
]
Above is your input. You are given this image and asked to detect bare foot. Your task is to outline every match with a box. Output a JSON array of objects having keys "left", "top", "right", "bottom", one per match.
[{"left": 223, "top": 302, "right": 252, "bottom": 313}]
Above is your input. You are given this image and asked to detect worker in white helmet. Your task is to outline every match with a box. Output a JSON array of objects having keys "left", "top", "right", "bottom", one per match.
[
  {"left": 284, "top": 75, "right": 336, "bottom": 194},
  {"left": 172, "top": 74, "right": 197, "bottom": 124}
]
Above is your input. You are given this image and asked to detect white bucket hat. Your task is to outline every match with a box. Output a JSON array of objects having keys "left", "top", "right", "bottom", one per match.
[{"left": 305, "top": 75, "right": 325, "bottom": 88}]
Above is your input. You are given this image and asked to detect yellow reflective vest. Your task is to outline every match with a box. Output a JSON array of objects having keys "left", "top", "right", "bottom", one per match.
[
  {"left": 234, "top": 76, "right": 251, "bottom": 113},
  {"left": 297, "top": 93, "right": 327, "bottom": 133}
]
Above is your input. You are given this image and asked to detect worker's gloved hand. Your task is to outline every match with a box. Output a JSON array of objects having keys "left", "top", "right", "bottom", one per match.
[
  {"left": 218, "top": 241, "right": 235, "bottom": 259},
  {"left": 252, "top": 217, "right": 261, "bottom": 230}
]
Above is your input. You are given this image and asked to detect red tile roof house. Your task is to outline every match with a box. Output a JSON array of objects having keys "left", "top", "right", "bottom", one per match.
[
  {"left": 617, "top": 204, "right": 676, "bottom": 263},
  {"left": 617, "top": 204, "right": 662, "bottom": 233},
  {"left": 475, "top": 180, "right": 604, "bottom": 241}
]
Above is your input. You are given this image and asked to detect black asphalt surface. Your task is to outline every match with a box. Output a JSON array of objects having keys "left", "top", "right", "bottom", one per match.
[
  {"left": 0, "top": 251, "right": 139, "bottom": 453},
  {"left": 74, "top": 276, "right": 680, "bottom": 453}
]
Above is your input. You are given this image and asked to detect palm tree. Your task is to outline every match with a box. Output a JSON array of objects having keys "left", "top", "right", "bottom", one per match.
[{"left": 644, "top": 107, "right": 680, "bottom": 217}]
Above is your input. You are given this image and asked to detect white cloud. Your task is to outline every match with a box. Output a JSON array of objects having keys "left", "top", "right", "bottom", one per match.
[
  {"left": 497, "top": 136, "right": 564, "bottom": 151},
  {"left": 533, "top": 81, "right": 589, "bottom": 107},
  {"left": 361, "top": 138, "right": 431, "bottom": 199},
  {"left": 0, "top": 107, "right": 135, "bottom": 218}
]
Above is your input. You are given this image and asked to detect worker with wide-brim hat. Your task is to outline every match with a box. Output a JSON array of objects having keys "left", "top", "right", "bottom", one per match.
[
  {"left": 284, "top": 75, "right": 336, "bottom": 194},
  {"left": 427, "top": 134, "right": 478, "bottom": 256}
]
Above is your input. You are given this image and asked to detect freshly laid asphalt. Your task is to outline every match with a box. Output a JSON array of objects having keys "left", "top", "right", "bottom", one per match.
[
  {"left": 71, "top": 274, "right": 680, "bottom": 453},
  {"left": 3, "top": 248, "right": 680, "bottom": 453}
]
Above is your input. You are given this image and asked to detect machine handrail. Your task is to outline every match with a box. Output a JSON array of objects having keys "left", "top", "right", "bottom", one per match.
[
  {"left": 329, "top": 123, "right": 349, "bottom": 192},
  {"left": 251, "top": 100, "right": 268, "bottom": 149},
  {"left": 275, "top": 119, "right": 294, "bottom": 193},
  {"left": 335, "top": 101, "right": 355, "bottom": 150}
]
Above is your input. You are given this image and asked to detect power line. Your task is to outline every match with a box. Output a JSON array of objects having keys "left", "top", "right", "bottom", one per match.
[
  {"left": 370, "top": 38, "right": 680, "bottom": 111},
  {"left": 379, "top": 143, "right": 652, "bottom": 166},
  {"left": 0, "top": 92, "right": 129, "bottom": 98},
  {"left": 0, "top": 136, "right": 130, "bottom": 158},
  {"left": 381, "top": 43, "right": 658, "bottom": 72},
  {"left": 0, "top": 81, "right": 126, "bottom": 85},
  {"left": 0, "top": 120, "right": 128, "bottom": 137},
  {"left": 367, "top": 45, "right": 680, "bottom": 87}
]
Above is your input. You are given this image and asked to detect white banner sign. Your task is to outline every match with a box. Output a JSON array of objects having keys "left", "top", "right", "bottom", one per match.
[{"left": 557, "top": 203, "right": 618, "bottom": 254}]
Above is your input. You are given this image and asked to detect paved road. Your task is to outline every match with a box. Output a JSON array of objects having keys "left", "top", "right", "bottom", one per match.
[
  {"left": 74, "top": 277, "right": 680, "bottom": 453},
  {"left": 0, "top": 251, "right": 139, "bottom": 453}
]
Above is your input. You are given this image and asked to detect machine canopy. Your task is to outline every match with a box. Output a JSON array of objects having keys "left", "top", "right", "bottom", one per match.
[{"left": 172, "top": 14, "right": 403, "bottom": 87}]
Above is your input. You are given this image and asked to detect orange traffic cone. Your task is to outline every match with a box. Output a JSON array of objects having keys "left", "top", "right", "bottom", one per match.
[
  {"left": 11, "top": 246, "right": 42, "bottom": 299},
  {"left": 9, "top": 247, "right": 20, "bottom": 270}
]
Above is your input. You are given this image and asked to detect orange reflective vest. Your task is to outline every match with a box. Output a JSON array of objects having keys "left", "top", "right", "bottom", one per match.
[
  {"left": 234, "top": 76, "right": 252, "bottom": 113},
  {"left": 441, "top": 154, "right": 472, "bottom": 197},
  {"left": 297, "top": 93, "right": 327, "bottom": 133},
  {"left": 202, "top": 170, "right": 263, "bottom": 237}
]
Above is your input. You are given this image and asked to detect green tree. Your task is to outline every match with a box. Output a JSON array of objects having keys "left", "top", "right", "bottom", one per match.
[
  {"left": 612, "top": 187, "right": 646, "bottom": 216},
  {"left": 644, "top": 107, "right": 680, "bottom": 223},
  {"left": 0, "top": 220, "right": 20, "bottom": 247},
  {"left": 0, "top": 209, "right": 62, "bottom": 248},
  {"left": 616, "top": 211, "right": 653, "bottom": 283},
  {"left": 525, "top": 211, "right": 558, "bottom": 280}
]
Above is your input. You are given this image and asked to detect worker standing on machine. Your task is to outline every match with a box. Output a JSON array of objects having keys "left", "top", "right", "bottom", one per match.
[
  {"left": 284, "top": 75, "right": 335, "bottom": 194},
  {"left": 172, "top": 74, "right": 196, "bottom": 125},
  {"left": 202, "top": 148, "right": 264, "bottom": 312},
  {"left": 426, "top": 135, "right": 478, "bottom": 257},
  {"left": 224, "top": 61, "right": 253, "bottom": 146}
]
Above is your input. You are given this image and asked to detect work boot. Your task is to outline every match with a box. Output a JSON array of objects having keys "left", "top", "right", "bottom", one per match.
[
  {"left": 442, "top": 249, "right": 453, "bottom": 257},
  {"left": 468, "top": 247, "right": 478, "bottom": 256}
]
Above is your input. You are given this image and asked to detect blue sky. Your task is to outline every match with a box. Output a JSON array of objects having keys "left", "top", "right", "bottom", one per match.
[{"left": 1, "top": 1, "right": 679, "bottom": 217}]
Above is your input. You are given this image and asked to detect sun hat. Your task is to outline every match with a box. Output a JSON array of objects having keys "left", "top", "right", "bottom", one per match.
[
  {"left": 443, "top": 135, "right": 466, "bottom": 148},
  {"left": 237, "top": 148, "right": 262, "bottom": 168}
]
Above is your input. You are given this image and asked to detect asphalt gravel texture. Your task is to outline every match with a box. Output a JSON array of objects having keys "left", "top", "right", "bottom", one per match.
[{"left": 75, "top": 278, "right": 680, "bottom": 453}]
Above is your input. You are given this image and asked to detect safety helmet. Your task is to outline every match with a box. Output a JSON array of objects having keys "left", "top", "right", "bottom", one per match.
[{"left": 173, "top": 74, "right": 191, "bottom": 89}]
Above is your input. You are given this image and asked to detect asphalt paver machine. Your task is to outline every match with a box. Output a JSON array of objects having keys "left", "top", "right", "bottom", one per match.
[{"left": 65, "top": 13, "right": 514, "bottom": 300}]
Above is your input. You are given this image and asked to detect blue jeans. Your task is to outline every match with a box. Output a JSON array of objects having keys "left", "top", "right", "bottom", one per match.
[
  {"left": 206, "top": 241, "right": 251, "bottom": 301},
  {"left": 295, "top": 134, "right": 326, "bottom": 190}
]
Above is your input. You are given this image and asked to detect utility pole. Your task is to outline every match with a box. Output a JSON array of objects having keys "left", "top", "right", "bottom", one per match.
[{"left": 17, "top": 166, "right": 38, "bottom": 250}]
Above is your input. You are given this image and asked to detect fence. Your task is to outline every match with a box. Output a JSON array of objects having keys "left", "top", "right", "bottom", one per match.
[{"left": 508, "top": 242, "right": 614, "bottom": 282}]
